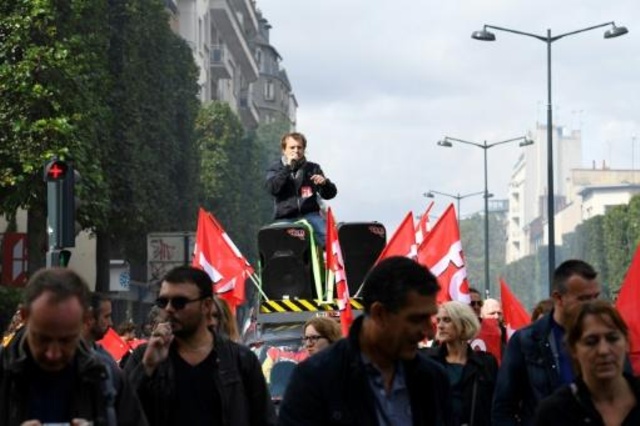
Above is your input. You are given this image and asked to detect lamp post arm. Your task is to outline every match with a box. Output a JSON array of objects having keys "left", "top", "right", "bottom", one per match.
[
  {"left": 552, "top": 22, "right": 616, "bottom": 41},
  {"left": 484, "top": 25, "right": 547, "bottom": 42},
  {"left": 442, "top": 136, "right": 485, "bottom": 149},
  {"left": 486, "top": 136, "right": 530, "bottom": 149},
  {"left": 484, "top": 22, "right": 617, "bottom": 43}
]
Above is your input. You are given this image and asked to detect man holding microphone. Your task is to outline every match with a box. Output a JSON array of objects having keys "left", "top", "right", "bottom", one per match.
[{"left": 265, "top": 132, "right": 337, "bottom": 248}]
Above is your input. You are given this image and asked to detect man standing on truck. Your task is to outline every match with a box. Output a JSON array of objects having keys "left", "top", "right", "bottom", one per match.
[{"left": 265, "top": 132, "right": 337, "bottom": 248}]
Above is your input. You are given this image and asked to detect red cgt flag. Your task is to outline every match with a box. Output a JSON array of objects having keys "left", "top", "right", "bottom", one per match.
[
  {"left": 326, "top": 208, "right": 353, "bottom": 336},
  {"left": 376, "top": 212, "right": 416, "bottom": 263},
  {"left": 415, "top": 202, "right": 434, "bottom": 245},
  {"left": 500, "top": 278, "right": 530, "bottom": 339},
  {"left": 416, "top": 204, "right": 470, "bottom": 304},
  {"left": 192, "top": 208, "right": 254, "bottom": 310},
  {"left": 616, "top": 243, "right": 640, "bottom": 374},
  {"left": 97, "top": 327, "right": 129, "bottom": 363}
]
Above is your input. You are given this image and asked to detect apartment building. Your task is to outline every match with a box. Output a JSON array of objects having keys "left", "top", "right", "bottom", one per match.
[{"left": 169, "top": 0, "right": 296, "bottom": 129}]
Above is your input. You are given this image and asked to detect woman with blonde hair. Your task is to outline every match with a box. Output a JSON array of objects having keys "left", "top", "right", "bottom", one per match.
[{"left": 425, "top": 301, "right": 498, "bottom": 426}]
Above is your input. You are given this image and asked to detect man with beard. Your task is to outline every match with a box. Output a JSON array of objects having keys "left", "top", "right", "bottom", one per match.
[
  {"left": 279, "top": 256, "right": 454, "bottom": 426},
  {"left": 124, "top": 266, "right": 275, "bottom": 426},
  {"left": 265, "top": 131, "right": 337, "bottom": 248}
]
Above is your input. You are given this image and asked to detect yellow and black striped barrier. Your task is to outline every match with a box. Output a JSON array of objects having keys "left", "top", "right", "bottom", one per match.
[{"left": 259, "top": 298, "right": 364, "bottom": 314}]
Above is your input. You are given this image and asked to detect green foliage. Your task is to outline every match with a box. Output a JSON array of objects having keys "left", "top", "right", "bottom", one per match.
[
  {"left": 0, "top": 0, "right": 110, "bottom": 226},
  {"left": 103, "top": 0, "right": 200, "bottom": 266},
  {"left": 603, "top": 205, "right": 630, "bottom": 296},
  {"left": 460, "top": 212, "right": 507, "bottom": 297},
  {"left": 196, "top": 102, "right": 276, "bottom": 262}
]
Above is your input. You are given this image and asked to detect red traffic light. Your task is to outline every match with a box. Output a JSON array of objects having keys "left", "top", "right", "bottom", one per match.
[{"left": 45, "top": 160, "right": 68, "bottom": 182}]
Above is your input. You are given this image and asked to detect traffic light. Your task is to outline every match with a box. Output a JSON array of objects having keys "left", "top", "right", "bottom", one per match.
[
  {"left": 51, "top": 249, "right": 72, "bottom": 267},
  {"left": 44, "top": 158, "right": 75, "bottom": 249}
]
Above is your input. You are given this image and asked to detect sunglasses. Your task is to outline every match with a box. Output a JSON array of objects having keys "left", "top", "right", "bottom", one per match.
[
  {"left": 470, "top": 301, "right": 483, "bottom": 307},
  {"left": 301, "top": 335, "right": 326, "bottom": 344},
  {"left": 155, "top": 296, "right": 207, "bottom": 310}
]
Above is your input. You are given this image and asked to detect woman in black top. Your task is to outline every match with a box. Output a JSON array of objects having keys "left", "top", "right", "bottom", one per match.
[
  {"left": 424, "top": 300, "right": 498, "bottom": 426},
  {"left": 534, "top": 300, "right": 640, "bottom": 425}
]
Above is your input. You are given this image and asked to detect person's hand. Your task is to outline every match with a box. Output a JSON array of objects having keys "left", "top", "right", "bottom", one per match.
[
  {"left": 142, "top": 321, "right": 173, "bottom": 376},
  {"left": 311, "top": 174, "right": 326, "bottom": 185},
  {"left": 71, "top": 419, "right": 92, "bottom": 426},
  {"left": 20, "top": 421, "right": 42, "bottom": 426}
]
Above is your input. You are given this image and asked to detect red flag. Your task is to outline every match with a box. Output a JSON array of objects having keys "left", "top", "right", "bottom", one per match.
[
  {"left": 192, "top": 208, "right": 254, "bottom": 309},
  {"left": 500, "top": 278, "right": 530, "bottom": 339},
  {"left": 471, "top": 318, "right": 502, "bottom": 362},
  {"left": 415, "top": 202, "right": 434, "bottom": 245},
  {"left": 97, "top": 327, "right": 129, "bottom": 362},
  {"left": 416, "top": 204, "right": 470, "bottom": 304},
  {"left": 616, "top": 244, "right": 640, "bottom": 374},
  {"left": 326, "top": 208, "right": 353, "bottom": 336},
  {"left": 376, "top": 212, "right": 416, "bottom": 263}
]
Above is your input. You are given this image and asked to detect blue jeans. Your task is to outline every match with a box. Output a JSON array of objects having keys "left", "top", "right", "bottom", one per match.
[{"left": 278, "top": 211, "right": 326, "bottom": 248}]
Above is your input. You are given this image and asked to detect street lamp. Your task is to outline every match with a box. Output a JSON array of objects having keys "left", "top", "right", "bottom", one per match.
[
  {"left": 438, "top": 135, "right": 534, "bottom": 296},
  {"left": 424, "top": 189, "right": 486, "bottom": 223},
  {"left": 471, "top": 21, "right": 629, "bottom": 294}
]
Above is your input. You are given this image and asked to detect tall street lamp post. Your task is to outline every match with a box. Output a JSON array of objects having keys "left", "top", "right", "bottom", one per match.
[
  {"left": 471, "top": 21, "right": 629, "bottom": 294},
  {"left": 424, "top": 189, "right": 486, "bottom": 224},
  {"left": 438, "top": 136, "right": 533, "bottom": 296}
]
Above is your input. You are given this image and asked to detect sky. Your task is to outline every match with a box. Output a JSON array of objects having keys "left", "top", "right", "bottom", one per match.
[{"left": 257, "top": 0, "right": 640, "bottom": 233}]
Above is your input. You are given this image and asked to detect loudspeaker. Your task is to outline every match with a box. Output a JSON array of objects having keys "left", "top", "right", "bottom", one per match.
[
  {"left": 338, "top": 222, "right": 386, "bottom": 296},
  {"left": 258, "top": 223, "right": 314, "bottom": 300}
]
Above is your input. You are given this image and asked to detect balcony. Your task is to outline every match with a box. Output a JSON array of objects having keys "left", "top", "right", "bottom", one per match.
[
  {"left": 209, "top": 45, "right": 232, "bottom": 79},
  {"left": 239, "top": 86, "right": 260, "bottom": 129},
  {"left": 210, "top": 0, "right": 259, "bottom": 82}
]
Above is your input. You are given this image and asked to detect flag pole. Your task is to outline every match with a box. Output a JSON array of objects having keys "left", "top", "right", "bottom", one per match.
[{"left": 248, "top": 272, "right": 270, "bottom": 301}]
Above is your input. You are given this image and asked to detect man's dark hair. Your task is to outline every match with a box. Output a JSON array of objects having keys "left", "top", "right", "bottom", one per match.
[
  {"left": 468, "top": 287, "right": 481, "bottom": 296},
  {"left": 553, "top": 259, "right": 598, "bottom": 294},
  {"left": 23, "top": 267, "right": 90, "bottom": 312},
  {"left": 361, "top": 257, "right": 439, "bottom": 314},
  {"left": 89, "top": 292, "right": 109, "bottom": 320},
  {"left": 161, "top": 266, "right": 213, "bottom": 298}
]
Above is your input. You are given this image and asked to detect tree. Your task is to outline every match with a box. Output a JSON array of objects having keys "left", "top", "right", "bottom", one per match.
[{"left": 0, "top": 0, "right": 111, "bottom": 271}]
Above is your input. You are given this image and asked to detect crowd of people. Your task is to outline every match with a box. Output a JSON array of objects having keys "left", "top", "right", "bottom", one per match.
[
  {"left": 0, "top": 255, "right": 638, "bottom": 425},
  {"left": 2, "top": 133, "right": 639, "bottom": 424}
]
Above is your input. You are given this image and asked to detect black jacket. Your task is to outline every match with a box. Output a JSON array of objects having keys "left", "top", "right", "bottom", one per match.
[
  {"left": 424, "top": 344, "right": 498, "bottom": 426},
  {"left": 534, "top": 375, "right": 640, "bottom": 426},
  {"left": 278, "top": 315, "right": 454, "bottom": 426},
  {"left": 265, "top": 157, "right": 337, "bottom": 220},
  {"left": 0, "top": 329, "right": 147, "bottom": 426},
  {"left": 124, "top": 332, "right": 276, "bottom": 426},
  {"left": 492, "top": 312, "right": 561, "bottom": 426}
]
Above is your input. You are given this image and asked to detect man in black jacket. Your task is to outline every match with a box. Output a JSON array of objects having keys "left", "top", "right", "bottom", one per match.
[
  {"left": 279, "top": 256, "right": 454, "bottom": 426},
  {"left": 0, "top": 267, "right": 147, "bottom": 426},
  {"left": 124, "top": 266, "right": 275, "bottom": 426},
  {"left": 492, "top": 259, "right": 601, "bottom": 426},
  {"left": 265, "top": 131, "right": 337, "bottom": 247}
]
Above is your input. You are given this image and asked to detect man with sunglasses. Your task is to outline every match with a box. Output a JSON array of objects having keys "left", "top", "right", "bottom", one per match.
[
  {"left": 124, "top": 266, "right": 276, "bottom": 426},
  {"left": 468, "top": 287, "right": 483, "bottom": 319}
]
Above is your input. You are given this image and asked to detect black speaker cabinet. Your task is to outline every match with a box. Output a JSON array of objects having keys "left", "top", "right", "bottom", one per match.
[
  {"left": 258, "top": 223, "right": 314, "bottom": 300},
  {"left": 337, "top": 222, "right": 386, "bottom": 295}
]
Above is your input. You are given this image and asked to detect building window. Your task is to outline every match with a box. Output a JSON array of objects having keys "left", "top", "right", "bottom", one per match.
[{"left": 264, "top": 81, "right": 275, "bottom": 101}]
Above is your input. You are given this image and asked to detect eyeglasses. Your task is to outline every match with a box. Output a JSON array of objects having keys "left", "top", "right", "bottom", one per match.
[
  {"left": 301, "top": 335, "right": 326, "bottom": 344},
  {"left": 155, "top": 296, "right": 206, "bottom": 310},
  {"left": 470, "top": 301, "right": 483, "bottom": 307}
]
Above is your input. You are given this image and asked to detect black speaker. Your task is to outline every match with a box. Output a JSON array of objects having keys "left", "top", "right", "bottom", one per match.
[
  {"left": 338, "top": 222, "right": 386, "bottom": 296},
  {"left": 258, "top": 223, "right": 314, "bottom": 300}
]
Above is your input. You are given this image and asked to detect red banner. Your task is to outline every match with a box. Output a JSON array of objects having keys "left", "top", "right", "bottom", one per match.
[{"left": 1, "top": 233, "right": 28, "bottom": 287}]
